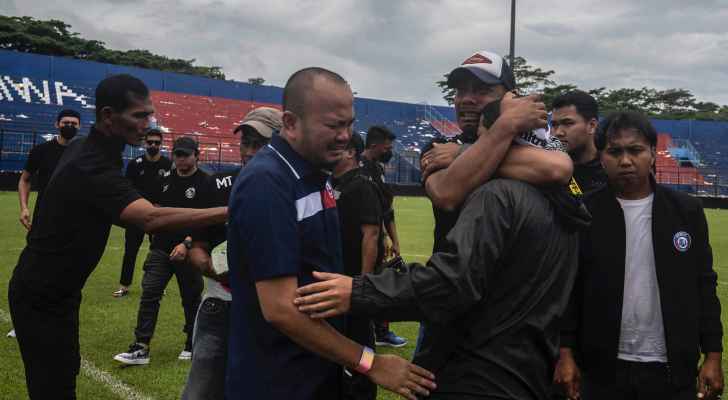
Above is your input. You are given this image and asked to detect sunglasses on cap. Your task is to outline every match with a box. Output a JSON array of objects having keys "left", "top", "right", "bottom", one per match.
[{"left": 146, "top": 140, "right": 162, "bottom": 146}]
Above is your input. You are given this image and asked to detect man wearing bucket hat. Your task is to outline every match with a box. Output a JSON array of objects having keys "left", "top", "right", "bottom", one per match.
[{"left": 180, "top": 106, "right": 282, "bottom": 400}]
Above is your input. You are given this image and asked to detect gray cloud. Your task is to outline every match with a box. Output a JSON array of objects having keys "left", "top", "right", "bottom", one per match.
[{"left": 5, "top": 0, "right": 728, "bottom": 105}]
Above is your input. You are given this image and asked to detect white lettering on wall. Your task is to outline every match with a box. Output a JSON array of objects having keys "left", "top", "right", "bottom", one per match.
[{"left": 0, "top": 75, "right": 93, "bottom": 108}]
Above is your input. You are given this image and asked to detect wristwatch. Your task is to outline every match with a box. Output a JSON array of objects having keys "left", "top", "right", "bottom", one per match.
[{"left": 183, "top": 238, "right": 193, "bottom": 250}]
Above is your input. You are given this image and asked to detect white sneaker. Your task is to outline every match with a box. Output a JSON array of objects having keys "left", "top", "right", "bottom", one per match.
[
  {"left": 178, "top": 350, "right": 192, "bottom": 360},
  {"left": 6, "top": 329, "right": 16, "bottom": 338},
  {"left": 114, "top": 343, "right": 150, "bottom": 365}
]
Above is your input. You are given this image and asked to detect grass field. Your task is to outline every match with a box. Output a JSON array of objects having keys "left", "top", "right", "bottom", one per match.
[{"left": 1, "top": 191, "right": 728, "bottom": 399}]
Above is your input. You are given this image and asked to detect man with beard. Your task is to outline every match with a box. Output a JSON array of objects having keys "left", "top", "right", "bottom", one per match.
[
  {"left": 18, "top": 109, "right": 81, "bottom": 230},
  {"left": 360, "top": 125, "right": 407, "bottom": 348},
  {"left": 8, "top": 74, "right": 227, "bottom": 399},
  {"left": 225, "top": 67, "right": 435, "bottom": 400},
  {"left": 114, "top": 136, "right": 218, "bottom": 365},
  {"left": 180, "top": 106, "right": 282, "bottom": 400},
  {"left": 551, "top": 90, "right": 607, "bottom": 197},
  {"left": 113, "top": 124, "right": 172, "bottom": 297}
]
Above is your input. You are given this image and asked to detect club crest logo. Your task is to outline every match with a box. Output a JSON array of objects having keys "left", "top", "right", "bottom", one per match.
[
  {"left": 185, "top": 187, "right": 196, "bottom": 199},
  {"left": 673, "top": 231, "right": 691, "bottom": 252}
]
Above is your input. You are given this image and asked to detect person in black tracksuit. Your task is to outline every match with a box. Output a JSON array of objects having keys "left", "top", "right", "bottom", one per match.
[
  {"left": 114, "top": 137, "right": 217, "bottom": 364},
  {"left": 556, "top": 111, "right": 724, "bottom": 400},
  {"left": 113, "top": 128, "right": 172, "bottom": 297}
]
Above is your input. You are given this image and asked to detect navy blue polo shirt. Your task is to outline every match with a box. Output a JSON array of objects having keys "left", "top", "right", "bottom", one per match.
[{"left": 226, "top": 135, "right": 345, "bottom": 400}]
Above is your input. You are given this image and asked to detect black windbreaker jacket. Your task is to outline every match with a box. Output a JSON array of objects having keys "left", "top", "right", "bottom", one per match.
[
  {"left": 561, "top": 182, "right": 722, "bottom": 387},
  {"left": 351, "top": 179, "right": 590, "bottom": 399}
]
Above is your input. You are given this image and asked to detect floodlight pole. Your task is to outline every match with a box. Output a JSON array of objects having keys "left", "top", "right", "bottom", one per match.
[{"left": 509, "top": 0, "right": 516, "bottom": 65}]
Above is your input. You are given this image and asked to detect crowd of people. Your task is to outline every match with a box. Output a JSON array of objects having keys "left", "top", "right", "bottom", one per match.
[{"left": 7, "top": 48, "right": 725, "bottom": 400}]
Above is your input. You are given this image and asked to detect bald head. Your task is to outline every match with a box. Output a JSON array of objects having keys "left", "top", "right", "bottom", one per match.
[{"left": 282, "top": 67, "right": 349, "bottom": 116}]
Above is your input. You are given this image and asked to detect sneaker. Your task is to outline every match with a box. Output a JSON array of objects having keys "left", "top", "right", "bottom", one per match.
[
  {"left": 375, "top": 331, "right": 408, "bottom": 348},
  {"left": 113, "top": 343, "right": 150, "bottom": 365},
  {"left": 179, "top": 337, "right": 192, "bottom": 360},
  {"left": 112, "top": 288, "right": 129, "bottom": 298},
  {"left": 6, "top": 329, "right": 16, "bottom": 338}
]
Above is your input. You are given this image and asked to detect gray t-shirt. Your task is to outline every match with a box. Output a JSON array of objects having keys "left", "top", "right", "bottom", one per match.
[{"left": 617, "top": 194, "right": 668, "bottom": 363}]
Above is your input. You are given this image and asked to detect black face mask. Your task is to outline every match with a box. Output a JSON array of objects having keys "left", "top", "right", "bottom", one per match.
[
  {"left": 59, "top": 125, "right": 78, "bottom": 140},
  {"left": 379, "top": 150, "right": 393, "bottom": 164},
  {"left": 146, "top": 147, "right": 160, "bottom": 157}
]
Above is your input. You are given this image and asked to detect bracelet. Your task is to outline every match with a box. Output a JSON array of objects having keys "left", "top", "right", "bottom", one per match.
[{"left": 355, "top": 346, "right": 375, "bottom": 374}]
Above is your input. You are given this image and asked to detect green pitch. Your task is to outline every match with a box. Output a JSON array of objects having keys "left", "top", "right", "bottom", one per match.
[{"left": 0, "top": 191, "right": 727, "bottom": 399}]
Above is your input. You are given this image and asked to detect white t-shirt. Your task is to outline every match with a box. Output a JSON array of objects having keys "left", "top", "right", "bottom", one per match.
[
  {"left": 616, "top": 194, "right": 668, "bottom": 363},
  {"left": 204, "top": 241, "right": 231, "bottom": 302}
]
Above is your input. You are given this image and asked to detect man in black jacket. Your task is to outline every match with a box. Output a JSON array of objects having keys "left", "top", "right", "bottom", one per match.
[
  {"left": 294, "top": 180, "right": 590, "bottom": 398},
  {"left": 555, "top": 111, "right": 723, "bottom": 400}
]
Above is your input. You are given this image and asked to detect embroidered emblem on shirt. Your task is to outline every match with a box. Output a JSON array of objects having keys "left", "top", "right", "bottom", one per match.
[
  {"left": 162, "top": 184, "right": 169, "bottom": 192},
  {"left": 185, "top": 187, "right": 196, "bottom": 199},
  {"left": 673, "top": 231, "right": 691, "bottom": 252}
]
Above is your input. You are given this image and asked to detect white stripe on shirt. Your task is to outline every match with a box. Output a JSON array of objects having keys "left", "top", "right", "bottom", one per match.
[{"left": 296, "top": 191, "right": 323, "bottom": 221}]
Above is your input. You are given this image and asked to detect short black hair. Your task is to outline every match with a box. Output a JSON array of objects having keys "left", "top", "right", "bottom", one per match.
[
  {"left": 57, "top": 109, "right": 81, "bottom": 123},
  {"left": 595, "top": 111, "right": 657, "bottom": 151},
  {"left": 282, "top": 67, "right": 348, "bottom": 115},
  {"left": 146, "top": 129, "right": 163, "bottom": 139},
  {"left": 552, "top": 90, "right": 599, "bottom": 122},
  {"left": 95, "top": 74, "right": 149, "bottom": 117},
  {"left": 365, "top": 126, "right": 396, "bottom": 148}
]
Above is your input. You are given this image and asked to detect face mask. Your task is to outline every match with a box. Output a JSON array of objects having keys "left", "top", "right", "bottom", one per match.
[
  {"left": 380, "top": 150, "right": 393, "bottom": 164},
  {"left": 59, "top": 125, "right": 78, "bottom": 140},
  {"left": 146, "top": 147, "right": 160, "bottom": 157}
]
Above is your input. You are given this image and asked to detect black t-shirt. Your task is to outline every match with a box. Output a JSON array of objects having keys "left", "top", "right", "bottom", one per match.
[
  {"left": 421, "top": 134, "right": 472, "bottom": 254},
  {"left": 150, "top": 169, "right": 216, "bottom": 253},
  {"left": 12, "top": 127, "right": 141, "bottom": 307},
  {"left": 574, "top": 157, "right": 608, "bottom": 199},
  {"left": 333, "top": 169, "right": 384, "bottom": 277},
  {"left": 125, "top": 155, "right": 172, "bottom": 204},
  {"left": 24, "top": 137, "right": 67, "bottom": 196},
  {"left": 359, "top": 158, "right": 394, "bottom": 223},
  {"left": 201, "top": 167, "right": 241, "bottom": 248}
]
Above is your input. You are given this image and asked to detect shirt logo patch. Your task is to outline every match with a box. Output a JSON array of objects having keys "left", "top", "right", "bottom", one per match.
[
  {"left": 673, "top": 231, "right": 691, "bottom": 252},
  {"left": 162, "top": 184, "right": 169, "bottom": 192},
  {"left": 185, "top": 187, "right": 196, "bottom": 199},
  {"left": 322, "top": 182, "right": 337, "bottom": 210},
  {"left": 158, "top": 169, "right": 167, "bottom": 177}
]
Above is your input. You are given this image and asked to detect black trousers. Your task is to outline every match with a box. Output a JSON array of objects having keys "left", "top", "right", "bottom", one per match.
[
  {"left": 582, "top": 359, "right": 694, "bottom": 400},
  {"left": 9, "top": 278, "right": 80, "bottom": 400},
  {"left": 133, "top": 249, "right": 203, "bottom": 345},
  {"left": 119, "top": 226, "right": 146, "bottom": 286}
]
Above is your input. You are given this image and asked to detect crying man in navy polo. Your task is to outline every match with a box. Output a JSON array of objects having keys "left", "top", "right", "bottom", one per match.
[{"left": 225, "top": 67, "right": 436, "bottom": 400}]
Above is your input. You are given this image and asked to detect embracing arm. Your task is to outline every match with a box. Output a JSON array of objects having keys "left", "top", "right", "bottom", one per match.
[
  {"left": 497, "top": 145, "right": 573, "bottom": 186},
  {"left": 119, "top": 198, "right": 227, "bottom": 234},
  {"left": 351, "top": 183, "right": 512, "bottom": 323}
]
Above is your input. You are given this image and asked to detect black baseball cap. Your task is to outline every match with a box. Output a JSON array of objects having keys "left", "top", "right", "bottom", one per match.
[{"left": 172, "top": 136, "right": 198, "bottom": 155}]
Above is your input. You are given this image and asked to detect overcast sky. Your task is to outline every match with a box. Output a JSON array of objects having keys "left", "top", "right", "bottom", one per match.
[{"left": 3, "top": 0, "right": 728, "bottom": 106}]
